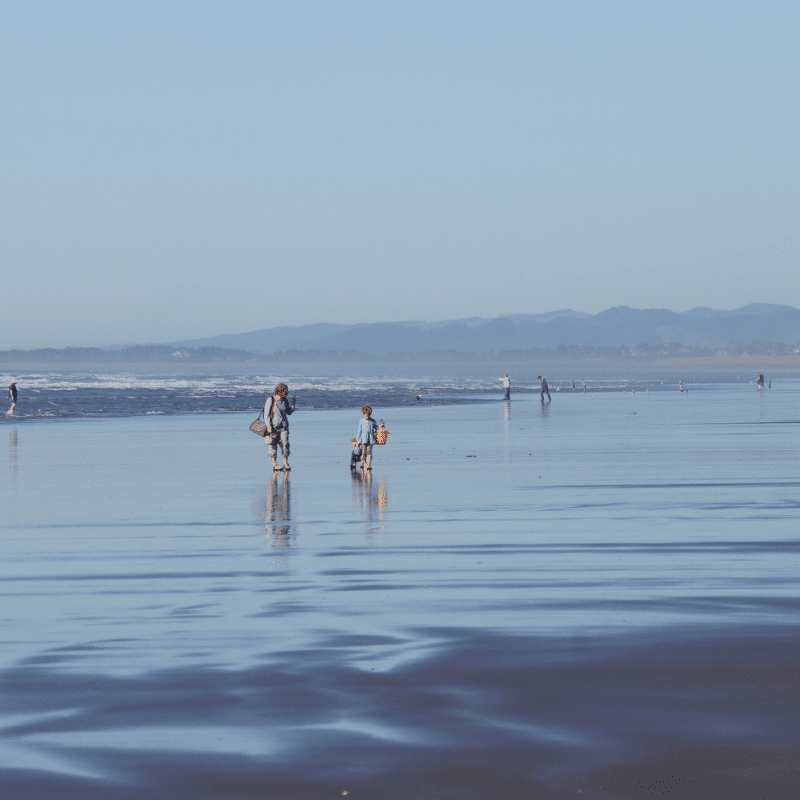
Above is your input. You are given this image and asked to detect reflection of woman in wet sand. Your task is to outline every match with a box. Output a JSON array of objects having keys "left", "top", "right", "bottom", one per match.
[{"left": 266, "top": 470, "right": 291, "bottom": 539}]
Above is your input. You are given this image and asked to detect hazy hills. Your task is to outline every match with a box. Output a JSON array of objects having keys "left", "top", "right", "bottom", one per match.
[
  {"left": 167, "top": 304, "right": 800, "bottom": 355},
  {"left": 4, "top": 305, "right": 800, "bottom": 371}
]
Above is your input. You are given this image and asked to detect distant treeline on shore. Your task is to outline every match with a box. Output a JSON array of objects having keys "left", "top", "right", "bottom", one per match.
[
  {"left": 1, "top": 341, "right": 799, "bottom": 366},
  {"left": 0, "top": 345, "right": 262, "bottom": 365}
]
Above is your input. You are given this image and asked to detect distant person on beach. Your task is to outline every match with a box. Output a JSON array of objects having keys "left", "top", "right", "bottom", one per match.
[
  {"left": 350, "top": 438, "right": 362, "bottom": 471},
  {"left": 355, "top": 405, "right": 379, "bottom": 471},
  {"left": 756, "top": 373, "right": 765, "bottom": 390},
  {"left": 537, "top": 376, "right": 551, "bottom": 402},
  {"left": 8, "top": 378, "right": 17, "bottom": 415},
  {"left": 265, "top": 383, "right": 296, "bottom": 472},
  {"left": 498, "top": 374, "right": 511, "bottom": 400}
]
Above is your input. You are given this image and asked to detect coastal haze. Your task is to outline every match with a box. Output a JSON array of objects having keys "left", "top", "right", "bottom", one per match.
[
  {"left": 3, "top": 302, "right": 800, "bottom": 359},
  {"left": 170, "top": 303, "right": 800, "bottom": 354},
  {"left": 3, "top": 303, "right": 799, "bottom": 383}
]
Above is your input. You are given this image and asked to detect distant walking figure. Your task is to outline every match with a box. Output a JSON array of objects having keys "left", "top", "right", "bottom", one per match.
[
  {"left": 756, "top": 373, "right": 765, "bottom": 390},
  {"left": 265, "top": 383, "right": 296, "bottom": 472},
  {"left": 498, "top": 374, "right": 511, "bottom": 400},
  {"left": 7, "top": 378, "right": 17, "bottom": 415},
  {"left": 537, "top": 376, "right": 551, "bottom": 402}
]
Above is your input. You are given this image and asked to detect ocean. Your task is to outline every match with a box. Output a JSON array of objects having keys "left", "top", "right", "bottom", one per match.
[
  {"left": 1, "top": 374, "right": 798, "bottom": 799},
  {"left": 0, "top": 372, "right": 737, "bottom": 419}
]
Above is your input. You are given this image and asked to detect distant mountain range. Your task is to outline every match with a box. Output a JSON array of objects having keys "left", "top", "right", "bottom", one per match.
[{"left": 164, "top": 304, "right": 800, "bottom": 355}]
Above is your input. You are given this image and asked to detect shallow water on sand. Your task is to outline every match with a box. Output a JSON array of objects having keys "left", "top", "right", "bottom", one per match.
[{"left": 1, "top": 384, "right": 798, "bottom": 798}]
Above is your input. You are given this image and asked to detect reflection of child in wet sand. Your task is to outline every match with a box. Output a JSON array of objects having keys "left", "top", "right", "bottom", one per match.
[{"left": 350, "top": 438, "right": 362, "bottom": 470}]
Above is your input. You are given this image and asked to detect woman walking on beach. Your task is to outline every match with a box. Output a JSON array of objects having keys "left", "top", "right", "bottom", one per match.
[
  {"left": 265, "top": 383, "right": 296, "bottom": 472},
  {"left": 355, "top": 405, "right": 378, "bottom": 471}
]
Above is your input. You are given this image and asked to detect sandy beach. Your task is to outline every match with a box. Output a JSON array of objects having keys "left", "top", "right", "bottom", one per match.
[{"left": 1, "top": 385, "right": 798, "bottom": 798}]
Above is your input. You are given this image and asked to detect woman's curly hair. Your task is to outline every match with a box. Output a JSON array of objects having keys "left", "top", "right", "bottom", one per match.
[
  {"left": 275, "top": 383, "right": 288, "bottom": 397},
  {"left": 362, "top": 405, "right": 372, "bottom": 415}
]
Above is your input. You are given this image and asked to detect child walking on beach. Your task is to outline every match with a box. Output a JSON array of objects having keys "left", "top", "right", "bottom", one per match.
[{"left": 355, "top": 405, "right": 378, "bottom": 471}]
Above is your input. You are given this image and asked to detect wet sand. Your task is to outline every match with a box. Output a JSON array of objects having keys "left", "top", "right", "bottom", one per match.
[{"left": 2, "top": 386, "right": 799, "bottom": 798}]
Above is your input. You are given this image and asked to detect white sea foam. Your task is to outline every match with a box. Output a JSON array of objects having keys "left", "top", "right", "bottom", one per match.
[{"left": 8, "top": 373, "right": 503, "bottom": 394}]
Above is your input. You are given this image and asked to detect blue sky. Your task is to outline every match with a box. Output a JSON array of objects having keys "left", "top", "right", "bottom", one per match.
[{"left": 2, "top": 1, "right": 798, "bottom": 348}]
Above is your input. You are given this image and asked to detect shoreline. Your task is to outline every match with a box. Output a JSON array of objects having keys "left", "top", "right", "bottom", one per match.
[
  {"left": 1, "top": 372, "right": 795, "bottom": 426},
  {"left": 1, "top": 353, "right": 799, "bottom": 381}
]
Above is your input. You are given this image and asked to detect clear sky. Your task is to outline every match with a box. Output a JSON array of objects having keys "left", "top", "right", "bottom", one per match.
[{"left": 2, "top": 1, "right": 798, "bottom": 349}]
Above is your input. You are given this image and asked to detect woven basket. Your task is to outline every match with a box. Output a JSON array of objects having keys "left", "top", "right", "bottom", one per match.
[{"left": 375, "top": 428, "right": 390, "bottom": 445}]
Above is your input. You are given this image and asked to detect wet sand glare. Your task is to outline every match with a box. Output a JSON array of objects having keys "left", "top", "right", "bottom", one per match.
[{"left": 1, "top": 385, "right": 798, "bottom": 798}]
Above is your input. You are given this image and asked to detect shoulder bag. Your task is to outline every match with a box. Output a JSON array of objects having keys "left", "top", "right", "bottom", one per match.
[{"left": 249, "top": 398, "right": 275, "bottom": 437}]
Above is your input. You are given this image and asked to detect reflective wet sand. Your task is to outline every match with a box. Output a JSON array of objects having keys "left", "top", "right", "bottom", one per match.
[{"left": 2, "top": 386, "right": 798, "bottom": 798}]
